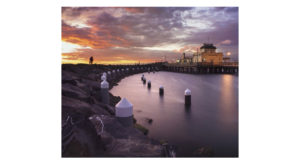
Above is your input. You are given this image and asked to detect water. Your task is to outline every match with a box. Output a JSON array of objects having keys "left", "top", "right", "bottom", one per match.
[{"left": 110, "top": 71, "right": 238, "bottom": 157}]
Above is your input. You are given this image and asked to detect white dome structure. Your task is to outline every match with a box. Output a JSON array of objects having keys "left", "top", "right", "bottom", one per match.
[
  {"left": 101, "top": 80, "right": 109, "bottom": 88},
  {"left": 101, "top": 74, "right": 107, "bottom": 81},
  {"left": 185, "top": 88, "right": 191, "bottom": 95},
  {"left": 115, "top": 98, "right": 133, "bottom": 118}
]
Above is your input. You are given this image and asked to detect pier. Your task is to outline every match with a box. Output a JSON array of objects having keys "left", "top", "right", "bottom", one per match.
[
  {"left": 162, "top": 62, "right": 238, "bottom": 74},
  {"left": 67, "top": 61, "right": 239, "bottom": 75}
]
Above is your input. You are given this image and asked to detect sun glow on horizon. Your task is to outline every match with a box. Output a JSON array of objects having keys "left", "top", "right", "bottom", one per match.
[{"left": 62, "top": 41, "right": 91, "bottom": 53}]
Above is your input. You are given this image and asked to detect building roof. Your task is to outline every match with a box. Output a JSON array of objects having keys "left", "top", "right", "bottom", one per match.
[{"left": 200, "top": 43, "right": 216, "bottom": 49}]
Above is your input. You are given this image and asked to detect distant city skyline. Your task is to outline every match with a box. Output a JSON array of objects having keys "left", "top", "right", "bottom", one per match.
[{"left": 62, "top": 7, "right": 238, "bottom": 64}]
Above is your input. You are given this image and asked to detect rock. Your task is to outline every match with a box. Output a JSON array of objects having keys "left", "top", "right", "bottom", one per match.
[
  {"left": 193, "top": 147, "right": 214, "bottom": 157},
  {"left": 62, "top": 64, "right": 162, "bottom": 157},
  {"left": 145, "top": 118, "right": 153, "bottom": 124},
  {"left": 88, "top": 115, "right": 161, "bottom": 157}
]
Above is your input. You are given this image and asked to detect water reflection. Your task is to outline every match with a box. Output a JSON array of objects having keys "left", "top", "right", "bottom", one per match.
[{"left": 110, "top": 72, "right": 238, "bottom": 157}]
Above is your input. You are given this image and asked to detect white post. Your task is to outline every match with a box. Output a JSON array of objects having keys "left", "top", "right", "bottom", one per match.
[
  {"left": 101, "top": 80, "right": 109, "bottom": 104},
  {"left": 101, "top": 73, "right": 107, "bottom": 81},
  {"left": 112, "top": 70, "right": 116, "bottom": 79},
  {"left": 107, "top": 71, "right": 111, "bottom": 80},
  {"left": 115, "top": 98, "right": 133, "bottom": 126}
]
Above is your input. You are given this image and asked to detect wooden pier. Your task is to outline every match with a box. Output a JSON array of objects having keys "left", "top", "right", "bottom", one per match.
[
  {"left": 161, "top": 62, "right": 238, "bottom": 74},
  {"left": 64, "top": 62, "right": 238, "bottom": 75}
]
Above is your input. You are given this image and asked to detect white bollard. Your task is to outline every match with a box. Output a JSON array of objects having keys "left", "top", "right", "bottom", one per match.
[
  {"left": 101, "top": 73, "right": 107, "bottom": 81},
  {"left": 107, "top": 71, "right": 111, "bottom": 80},
  {"left": 115, "top": 98, "right": 133, "bottom": 126},
  {"left": 159, "top": 85, "right": 164, "bottom": 96},
  {"left": 101, "top": 79, "right": 109, "bottom": 104},
  {"left": 185, "top": 88, "right": 191, "bottom": 106},
  {"left": 112, "top": 70, "right": 116, "bottom": 78}
]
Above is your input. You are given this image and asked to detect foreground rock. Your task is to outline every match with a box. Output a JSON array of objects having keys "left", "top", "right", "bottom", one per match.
[{"left": 62, "top": 64, "right": 163, "bottom": 157}]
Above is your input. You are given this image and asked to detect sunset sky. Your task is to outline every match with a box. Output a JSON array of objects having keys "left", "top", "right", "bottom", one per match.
[{"left": 62, "top": 7, "right": 238, "bottom": 64}]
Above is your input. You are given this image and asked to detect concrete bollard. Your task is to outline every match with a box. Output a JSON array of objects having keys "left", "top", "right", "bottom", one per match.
[
  {"left": 101, "top": 73, "right": 107, "bottom": 81},
  {"left": 184, "top": 88, "right": 191, "bottom": 106},
  {"left": 159, "top": 86, "right": 164, "bottom": 96},
  {"left": 115, "top": 98, "right": 133, "bottom": 126},
  {"left": 112, "top": 70, "right": 116, "bottom": 78},
  {"left": 107, "top": 71, "right": 111, "bottom": 80},
  {"left": 101, "top": 79, "right": 109, "bottom": 104},
  {"left": 147, "top": 80, "right": 151, "bottom": 89}
]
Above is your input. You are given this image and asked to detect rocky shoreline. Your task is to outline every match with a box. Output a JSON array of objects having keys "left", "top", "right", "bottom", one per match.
[{"left": 62, "top": 64, "right": 165, "bottom": 157}]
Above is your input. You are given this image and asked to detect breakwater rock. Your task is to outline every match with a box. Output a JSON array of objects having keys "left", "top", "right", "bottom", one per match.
[{"left": 62, "top": 64, "right": 162, "bottom": 157}]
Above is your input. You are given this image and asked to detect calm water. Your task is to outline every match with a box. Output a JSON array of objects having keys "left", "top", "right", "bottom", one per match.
[{"left": 110, "top": 71, "right": 238, "bottom": 157}]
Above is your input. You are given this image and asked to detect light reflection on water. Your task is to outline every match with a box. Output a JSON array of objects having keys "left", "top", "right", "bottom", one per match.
[{"left": 110, "top": 71, "right": 238, "bottom": 157}]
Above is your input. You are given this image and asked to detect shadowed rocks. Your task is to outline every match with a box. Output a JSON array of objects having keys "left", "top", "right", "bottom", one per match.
[{"left": 62, "top": 64, "right": 163, "bottom": 157}]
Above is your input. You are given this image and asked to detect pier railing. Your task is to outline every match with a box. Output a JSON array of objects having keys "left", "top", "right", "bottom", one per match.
[{"left": 165, "top": 62, "right": 238, "bottom": 67}]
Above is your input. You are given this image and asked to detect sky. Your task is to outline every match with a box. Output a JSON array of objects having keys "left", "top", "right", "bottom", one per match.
[{"left": 62, "top": 7, "right": 238, "bottom": 64}]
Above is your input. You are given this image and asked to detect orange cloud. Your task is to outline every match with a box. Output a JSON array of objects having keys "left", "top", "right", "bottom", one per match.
[
  {"left": 124, "top": 8, "right": 145, "bottom": 13},
  {"left": 62, "top": 21, "right": 130, "bottom": 49}
]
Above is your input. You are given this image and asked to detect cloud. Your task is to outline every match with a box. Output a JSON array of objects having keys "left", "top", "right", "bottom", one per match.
[
  {"left": 62, "top": 7, "right": 239, "bottom": 63},
  {"left": 220, "top": 40, "right": 232, "bottom": 45}
]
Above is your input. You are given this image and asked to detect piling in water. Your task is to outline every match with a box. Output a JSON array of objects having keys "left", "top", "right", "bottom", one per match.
[
  {"left": 159, "top": 86, "right": 164, "bottom": 96},
  {"left": 184, "top": 88, "right": 191, "bottom": 106},
  {"left": 143, "top": 78, "right": 146, "bottom": 84},
  {"left": 147, "top": 80, "right": 151, "bottom": 89}
]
